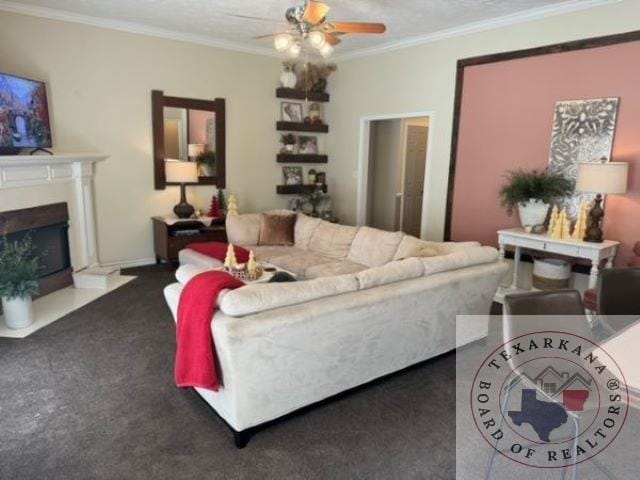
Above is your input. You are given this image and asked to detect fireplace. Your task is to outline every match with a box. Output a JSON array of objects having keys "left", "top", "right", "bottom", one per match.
[{"left": 0, "top": 203, "right": 73, "bottom": 298}]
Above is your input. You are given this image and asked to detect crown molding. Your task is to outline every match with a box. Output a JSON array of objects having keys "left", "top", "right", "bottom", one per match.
[
  {"left": 0, "top": 0, "right": 621, "bottom": 61},
  {"left": 332, "top": 0, "right": 622, "bottom": 61},
  {"left": 0, "top": 0, "right": 279, "bottom": 58}
]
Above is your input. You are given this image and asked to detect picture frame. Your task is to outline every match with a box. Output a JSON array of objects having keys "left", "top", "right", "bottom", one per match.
[
  {"left": 298, "top": 135, "right": 318, "bottom": 155},
  {"left": 316, "top": 171, "right": 326, "bottom": 184},
  {"left": 283, "top": 166, "right": 303, "bottom": 186},
  {"left": 281, "top": 101, "right": 303, "bottom": 123}
]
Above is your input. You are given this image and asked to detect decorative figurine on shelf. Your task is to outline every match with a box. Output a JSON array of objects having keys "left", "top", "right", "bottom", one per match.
[
  {"left": 547, "top": 205, "right": 559, "bottom": 235},
  {"left": 280, "top": 133, "right": 297, "bottom": 154},
  {"left": 207, "top": 195, "right": 220, "bottom": 218},
  {"left": 571, "top": 199, "right": 588, "bottom": 241},
  {"left": 550, "top": 208, "right": 565, "bottom": 239},
  {"left": 280, "top": 61, "right": 297, "bottom": 89},
  {"left": 293, "top": 62, "right": 337, "bottom": 94},
  {"left": 304, "top": 103, "right": 323, "bottom": 125},
  {"left": 247, "top": 251, "right": 257, "bottom": 276},
  {"left": 227, "top": 194, "right": 239, "bottom": 216},
  {"left": 217, "top": 188, "right": 227, "bottom": 215},
  {"left": 560, "top": 208, "right": 572, "bottom": 240},
  {"left": 224, "top": 244, "right": 237, "bottom": 269}
]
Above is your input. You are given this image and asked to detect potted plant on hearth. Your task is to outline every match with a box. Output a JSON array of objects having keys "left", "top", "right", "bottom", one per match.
[
  {"left": 196, "top": 149, "right": 217, "bottom": 177},
  {"left": 0, "top": 235, "right": 40, "bottom": 329},
  {"left": 499, "top": 169, "right": 573, "bottom": 231}
]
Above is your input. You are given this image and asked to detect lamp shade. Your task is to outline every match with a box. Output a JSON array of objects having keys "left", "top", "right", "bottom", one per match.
[
  {"left": 188, "top": 143, "right": 206, "bottom": 157},
  {"left": 165, "top": 160, "right": 198, "bottom": 183},
  {"left": 575, "top": 162, "right": 628, "bottom": 195}
]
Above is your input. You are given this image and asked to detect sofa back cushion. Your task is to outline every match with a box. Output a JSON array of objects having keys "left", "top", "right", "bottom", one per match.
[
  {"left": 355, "top": 258, "right": 424, "bottom": 290},
  {"left": 347, "top": 226, "right": 403, "bottom": 267},
  {"left": 258, "top": 213, "right": 296, "bottom": 246},
  {"left": 219, "top": 274, "right": 359, "bottom": 316},
  {"left": 294, "top": 213, "right": 322, "bottom": 249},
  {"left": 421, "top": 246, "right": 499, "bottom": 276},
  {"left": 226, "top": 213, "right": 261, "bottom": 246},
  {"left": 308, "top": 221, "right": 359, "bottom": 259}
]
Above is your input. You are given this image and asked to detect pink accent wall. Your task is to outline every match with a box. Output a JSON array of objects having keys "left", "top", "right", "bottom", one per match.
[
  {"left": 188, "top": 110, "right": 215, "bottom": 145},
  {"left": 451, "top": 41, "right": 640, "bottom": 266}
]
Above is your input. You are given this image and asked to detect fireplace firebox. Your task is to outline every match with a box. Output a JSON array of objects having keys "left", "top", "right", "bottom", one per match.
[{"left": 0, "top": 203, "right": 73, "bottom": 298}]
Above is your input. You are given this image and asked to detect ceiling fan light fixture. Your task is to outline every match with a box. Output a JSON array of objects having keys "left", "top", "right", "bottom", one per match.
[
  {"left": 274, "top": 33, "right": 293, "bottom": 52},
  {"left": 287, "top": 40, "right": 302, "bottom": 58},
  {"left": 308, "top": 30, "right": 326, "bottom": 48},
  {"left": 319, "top": 42, "right": 333, "bottom": 58}
]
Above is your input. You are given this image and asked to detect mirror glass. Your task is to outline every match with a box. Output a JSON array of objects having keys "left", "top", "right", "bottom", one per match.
[{"left": 162, "top": 107, "right": 217, "bottom": 176}]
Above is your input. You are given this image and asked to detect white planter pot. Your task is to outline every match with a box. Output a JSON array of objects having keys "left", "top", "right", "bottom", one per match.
[
  {"left": 518, "top": 199, "right": 550, "bottom": 230},
  {"left": 1, "top": 296, "right": 35, "bottom": 330}
]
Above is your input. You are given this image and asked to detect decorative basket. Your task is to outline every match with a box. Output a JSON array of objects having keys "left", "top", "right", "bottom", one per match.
[
  {"left": 532, "top": 258, "right": 570, "bottom": 291},
  {"left": 224, "top": 266, "right": 263, "bottom": 282}
]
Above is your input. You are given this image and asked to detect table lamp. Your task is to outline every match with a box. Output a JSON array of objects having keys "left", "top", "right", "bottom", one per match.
[
  {"left": 165, "top": 160, "right": 198, "bottom": 218},
  {"left": 188, "top": 143, "right": 206, "bottom": 159},
  {"left": 575, "top": 160, "right": 628, "bottom": 243}
]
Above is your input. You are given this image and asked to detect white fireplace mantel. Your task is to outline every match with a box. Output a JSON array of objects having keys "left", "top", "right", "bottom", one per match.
[{"left": 0, "top": 153, "right": 107, "bottom": 269}]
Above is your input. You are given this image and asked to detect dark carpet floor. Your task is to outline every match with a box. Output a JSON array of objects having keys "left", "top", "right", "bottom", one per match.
[{"left": 0, "top": 266, "right": 455, "bottom": 480}]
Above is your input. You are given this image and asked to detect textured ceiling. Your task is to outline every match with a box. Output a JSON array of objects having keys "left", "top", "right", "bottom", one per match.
[{"left": 7, "top": 1, "right": 600, "bottom": 56}]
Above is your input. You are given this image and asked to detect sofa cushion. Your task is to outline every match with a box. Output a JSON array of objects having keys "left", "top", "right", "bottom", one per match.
[
  {"left": 269, "top": 252, "right": 335, "bottom": 277},
  {"left": 393, "top": 235, "right": 441, "bottom": 260},
  {"left": 226, "top": 213, "right": 260, "bottom": 246},
  {"left": 421, "top": 246, "right": 499, "bottom": 276},
  {"left": 175, "top": 264, "right": 208, "bottom": 285},
  {"left": 178, "top": 248, "right": 223, "bottom": 270},
  {"left": 294, "top": 213, "right": 322, "bottom": 249},
  {"left": 355, "top": 258, "right": 424, "bottom": 290},
  {"left": 308, "top": 221, "right": 359, "bottom": 259},
  {"left": 219, "top": 274, "right": 359, "bottom": 316},
  {"left": 250, "top": 246, "right": 303, "bottom": 263},
  {"left": 305, "top": 261, "right": 367, "bottom": 279},
  {"left": 347, "top": 226, "right": 404, "bottom": 267},
  {"left": 258, "top": 212, "right": 296, "bottom": 246}
]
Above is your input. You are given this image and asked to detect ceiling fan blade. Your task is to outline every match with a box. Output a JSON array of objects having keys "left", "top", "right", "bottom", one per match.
[
  {"left": 323, "top": 33, "right": 341, "bottom": 46},
  {"left": 227, "top": 13, "right": 286, "bottom": 25},
  {"left": 329, "top": 22, "right": 386, "bottom": 34},
  {"left": 252, "top": 32, "right": 289, "bottom": 40},
  {"left": 303, "top": 1, "right": 330, "bottom": 24}
]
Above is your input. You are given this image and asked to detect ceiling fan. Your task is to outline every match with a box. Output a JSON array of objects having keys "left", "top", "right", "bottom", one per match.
[{"left": 231, "top": 0, "right": 386, "bottom": 57}]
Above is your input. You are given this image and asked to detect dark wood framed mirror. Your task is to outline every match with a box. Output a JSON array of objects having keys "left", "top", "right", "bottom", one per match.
[{"left": 152, "top": 90, "right": 226, "bottom": 190}]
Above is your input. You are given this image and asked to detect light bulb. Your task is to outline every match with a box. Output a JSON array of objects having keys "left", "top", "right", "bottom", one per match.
[
  {"left": 319, "top": 43, "right": 333, "bottom": 58},
  {"left": 288, "top": 41, "right": 302, "bottom": 58},
  {"left": 274, "top": 33, "right": 293, "bottom": 52},
  {"left": 308, "top": 30, "right": 326, "bottom": 48}
]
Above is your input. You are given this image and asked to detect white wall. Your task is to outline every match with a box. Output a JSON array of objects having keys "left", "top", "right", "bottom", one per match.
[
  {"left": 0, "top": 11, "right": 283, "bottom": 266},
  {"left": 326, "top": 0, "right": 640, "bottom": 240}
]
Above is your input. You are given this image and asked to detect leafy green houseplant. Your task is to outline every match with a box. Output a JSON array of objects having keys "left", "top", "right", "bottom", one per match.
[
  {"left": 499, "top": 169, "right": 574, "bottom": 229},
  {"left": 196, "top": 149, "right": 217, "bottom": 177},
  {"left": 0, "top": 235, "right": 40, "bottom": 329}
]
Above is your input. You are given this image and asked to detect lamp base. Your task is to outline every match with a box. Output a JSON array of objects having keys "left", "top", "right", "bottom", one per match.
[
  {"left": 173, "top": 202, "right": 195, "bottom": 219},
  {"left": 583, "top": 194, "right": 605, "bottom": 243}
]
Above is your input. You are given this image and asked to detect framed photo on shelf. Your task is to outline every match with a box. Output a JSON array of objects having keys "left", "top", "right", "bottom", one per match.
[
  {"left": 316, "top": 171, "right": 326, "bottom": 184},
  {"left": 298, "top": 136, "right": 318, "bottom": 154},
  {"left": 281, "top": 101, "right": 303, "bottom": 123},
  {"left": 283, "top": 166, "right": 303, "bottom": 185}
]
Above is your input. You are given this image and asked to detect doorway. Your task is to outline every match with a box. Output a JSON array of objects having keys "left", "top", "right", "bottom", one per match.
[{"left": 358, "top": 113, "right": 432, "bottom": 237}]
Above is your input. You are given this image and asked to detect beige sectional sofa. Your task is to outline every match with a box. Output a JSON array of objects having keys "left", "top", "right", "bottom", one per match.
[{"left": 164, "top": 211, "right": 508, "bottom": 447}]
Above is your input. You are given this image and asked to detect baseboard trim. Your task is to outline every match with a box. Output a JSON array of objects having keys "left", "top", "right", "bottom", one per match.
[{"left": 100, "top": 257, "right": 156, "bottom": 269}]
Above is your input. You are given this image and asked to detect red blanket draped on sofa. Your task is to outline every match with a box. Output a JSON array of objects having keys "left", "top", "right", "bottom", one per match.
[
  {"left": 175, "top": 271, "right": 245, "bottom": 391},
  {"left": 187, "top": 241, "right": 250, "bottom": 264}
]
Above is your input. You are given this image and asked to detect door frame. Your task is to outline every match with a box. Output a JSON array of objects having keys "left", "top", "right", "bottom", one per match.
[{"left": 356, "top": 111, "right": 435, "bottom": 238}]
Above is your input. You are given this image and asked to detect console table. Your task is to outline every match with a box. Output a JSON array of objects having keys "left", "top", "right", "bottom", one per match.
[
  {"left": 152, "top": 216, "right": 226, "bottom": 265},
  {"left": 497, "top": 228, "right": 619, "bottom": 301}
]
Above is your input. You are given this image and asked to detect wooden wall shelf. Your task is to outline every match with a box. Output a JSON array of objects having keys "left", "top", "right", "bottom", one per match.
[
  {"left": 277, "top": 184, "right": 328, "bottom": 195},
  {"left": 276, "top": 122, "right": 329, "bottom": 133},
  {"left": 276, "top": 88, "right": 330, "bottom": 102},
  {"left": 277, "top": 154, "right": 328, "bottom": 164}
]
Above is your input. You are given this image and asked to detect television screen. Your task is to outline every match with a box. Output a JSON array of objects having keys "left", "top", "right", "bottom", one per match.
[{"left": 0, "top": 72, "right": 52, "bottom": 149}]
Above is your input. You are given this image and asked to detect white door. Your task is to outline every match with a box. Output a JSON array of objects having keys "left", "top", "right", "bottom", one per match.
[{"left": 401, "top": 125, "right": 428, "bottom": 237}]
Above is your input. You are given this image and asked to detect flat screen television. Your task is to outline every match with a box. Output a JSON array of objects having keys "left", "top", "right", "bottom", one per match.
[{"left": 0, "top": 72, "right": 52, "bottom": 153}]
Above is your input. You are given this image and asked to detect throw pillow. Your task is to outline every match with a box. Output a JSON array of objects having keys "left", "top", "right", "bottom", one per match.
[{"left": 258, "top": 213, "right": 296, "bottom": 246}]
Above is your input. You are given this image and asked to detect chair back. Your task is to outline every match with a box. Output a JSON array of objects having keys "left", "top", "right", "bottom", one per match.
[
  {"left": 598, "top": 268, "right": 640, "bottom": 330},
  {"left": 503, "top": 290, "right": 591, "bottom": 370}
]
